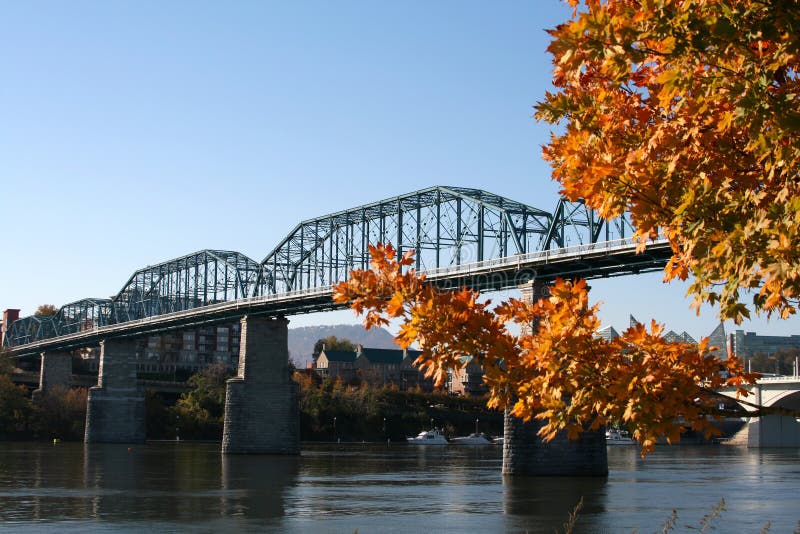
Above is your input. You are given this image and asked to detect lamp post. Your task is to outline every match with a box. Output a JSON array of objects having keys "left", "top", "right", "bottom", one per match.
[
  {"left": 475, "top": 418, "right": 479, "bottom": 436},
  {"left": 333, "top": 416, "right": 337, "bottom": 443}
]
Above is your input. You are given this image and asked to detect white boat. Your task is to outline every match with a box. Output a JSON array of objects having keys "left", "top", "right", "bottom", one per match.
[
  {"left": 406, "top": 429, "right": 448, "bottom": 444},
  {"left": 450, "top": 432, "right": 492, "bottom": 445},
  {"left": 606, "top": 429, "right": 636, "bottom": 445}
]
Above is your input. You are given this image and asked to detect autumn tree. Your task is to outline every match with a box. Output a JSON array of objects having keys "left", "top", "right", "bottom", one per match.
[
  {"left": 0, "top": 348, "right": 33, "bottom": 437},
  {"left": 174, "top": 362, "right": 232, "bottom": 439},
  {"left": 35, "top": 304, "right": 58, "bottom": 316},
  {"left": 30, "top": 386, "right": 87, "bottom": 440},
  {"left": 535, "top": 0, "right": 800, "bottom": 322},
  {"left": 334, "top": 244, "right": 757, "bottom": 455},
  {"left": 336, "top": 1, "right": 797, "bottom": 455}
]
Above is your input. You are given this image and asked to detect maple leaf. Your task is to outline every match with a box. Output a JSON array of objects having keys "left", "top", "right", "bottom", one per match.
[
  {"left": 535, "top": 0, "right": 800, "bottom": 323},
  {"left": 333, "top": 244, "right": 763, "bottom": 457}
]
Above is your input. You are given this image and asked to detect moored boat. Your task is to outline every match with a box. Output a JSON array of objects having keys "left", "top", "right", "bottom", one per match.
[
  {"left": 449, "top": 432, "right": 492, "bottom": 445},
  {"left": 406, "top": 429, "right": 448, "bottom": 444},
  {"left": 606, "top": 429, "right": 636, "bottom": 445}
]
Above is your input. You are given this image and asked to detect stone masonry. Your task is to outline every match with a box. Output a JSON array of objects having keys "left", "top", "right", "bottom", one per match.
[
  {"left": 501, "top": 281, "right": 609, "bottom": 476},
  {"left": 84, "top": 338, "right": 146, "bottom": 444},
  {"left": 32, "top": 351, "right": 72, "bottom": 401},
  {"left": 222, "top": 315, "right": 299, "bottom": 455},
  {"left": 502, "top": 411, "right": 608, "bottom": 476}
]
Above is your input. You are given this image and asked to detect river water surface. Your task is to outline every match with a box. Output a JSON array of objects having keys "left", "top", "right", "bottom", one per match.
[{"left": 0, "top": 441, "right": 798, "bottom": 533}]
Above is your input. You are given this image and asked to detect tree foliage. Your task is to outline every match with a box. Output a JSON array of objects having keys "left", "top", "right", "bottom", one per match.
[
  {"left": 334, "top": 244, "right": 756, "bottom": 455},
  {"left": 174, "top": 361, "right": 231, "bottom": 439},
  {"left": 35, "top": 304, "right": 58, "bottom": 316},
  {"left": 746, "top": 347, "right": 800, "bottom": 376},
  {"left": 312, "top": 336, "right": 356, "bottom": 359},
  {"left": 333, "top": 1, "right": 800, "bottom": 456},
  {"left": 535, "top": 0, "right": 800, "bottom": 322},
  {"left": 0, "top": 374, "right": 33, "bottom": 437},
  {"left": 30, "top": 386, "right": 87, "bottom": 440}
]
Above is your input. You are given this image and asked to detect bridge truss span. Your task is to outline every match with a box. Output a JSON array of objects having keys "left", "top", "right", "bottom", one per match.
[
  {"left": 255, "top": 186, "right": 555, "bottom": 295},
  {"left": 112, "top": 250, "right": 262, "bottom": 322},
  {"left": 3, "top": 186, "right": 664, "bottom": 352}
]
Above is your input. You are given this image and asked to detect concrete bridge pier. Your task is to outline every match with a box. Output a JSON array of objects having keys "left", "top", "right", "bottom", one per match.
[
  {"left": 501, "top": 281, "right": 608, "bottom": 476},
  {"left": 747, "top": 415, "right": 800, "bottom": 447},
  {"left": 84, "top": 339, "right": 146, "bottom": 444},
  {"left": 222, "top": 315, "right": 299, "bottom": 455},
  {"left": 32, "top": 351, "right": 72, "bottom": 401},
  {"left": 744, "top": 383, "right": 800, "bottom": 447}
]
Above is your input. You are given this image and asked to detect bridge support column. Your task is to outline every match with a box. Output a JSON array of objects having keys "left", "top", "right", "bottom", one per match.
[
  {"left": 502, "top": 412, "right": 608, "bottom": 476},
  {"left": 32, "top": 351, "right": 72, "bottom": 401},
  {"left": 84, "top": 339, "right": 145, "bottom": 444},
  {"left": 747, "top": 416, "right": 800, "bottom": 447},
  {"left": 222, "top": 315, "right": 299, "bottom": 455},
  {"left": 501, "top": 281, "right": 608, "bottom": 476}
]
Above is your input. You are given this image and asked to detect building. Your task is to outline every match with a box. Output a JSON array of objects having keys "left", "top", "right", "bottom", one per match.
[
  {"left": 729, "top": 330, "right": 800, "bottom": 359},
  {"left": 1, "top": 309, "right": 20, "bottom": 347},
  {"left": 596, "top": 325, "right": 620, "bottom": 341},
  {"left": 72, "top": 323, "right": 242, "bottom": 376},
  {"left": 315, "top": 348, "right": 357, "bottom": 382},
  {"left": 447, "top": 356, "right": 487, "bottom": 396},
  {"left": 354, "top": 347, "right": 407, "bottom": 385},
  {"left": 315, "top": 345, "right": 443, "bottom": 392},
  {"left": 604, "top": 316, "right": 729, "bottom": 359}
]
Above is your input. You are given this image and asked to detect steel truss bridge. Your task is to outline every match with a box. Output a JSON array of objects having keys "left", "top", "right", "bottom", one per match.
[{"left": 4, "top": 186, "right": 671, "bottom": 356}]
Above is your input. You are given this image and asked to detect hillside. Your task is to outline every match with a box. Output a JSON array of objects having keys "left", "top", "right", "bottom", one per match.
[{"left": 288, "top": 324, "right": 399, "bottom": 367}]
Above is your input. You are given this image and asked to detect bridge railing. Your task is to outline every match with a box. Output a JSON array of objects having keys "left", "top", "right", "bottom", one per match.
[{"left": 422, "top": 236, "right": 666, "bottom": 282}]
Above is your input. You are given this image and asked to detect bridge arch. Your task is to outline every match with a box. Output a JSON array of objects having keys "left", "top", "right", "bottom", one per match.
[{"left": 764, "top": 389, "right": 800, "bottom": 411}]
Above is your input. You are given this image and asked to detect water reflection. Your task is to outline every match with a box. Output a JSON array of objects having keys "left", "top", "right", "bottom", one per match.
[
  {"left": 0, "top": 442, "right": 90, "bottom": 522},
  {"left": 221, "top": 453, "right": 298, "bottom": 520},
  {"left": 1, "top": 442, "right": 798, "bottom": 532},
  {"left": 503, "top": 474, "right": 607, "bottom": 530},
  {"left": 82, "top": 442, "right": 226, "bottom": 523}
]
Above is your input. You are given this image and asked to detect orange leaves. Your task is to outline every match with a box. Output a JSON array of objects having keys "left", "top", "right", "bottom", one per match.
[
  {"left": 334, "top": 244, "right": 757, "bottom": 457},
  {"left": 536, "top": 0, "right": 800, "bottom": 323}
]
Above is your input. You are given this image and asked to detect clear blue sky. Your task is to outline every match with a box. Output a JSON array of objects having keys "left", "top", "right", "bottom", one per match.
[{"left": 1, "top": 1, "right": 796, "bottom": 342}]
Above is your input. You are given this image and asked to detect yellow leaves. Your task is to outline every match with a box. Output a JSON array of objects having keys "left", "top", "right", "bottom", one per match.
[
  {"left": 538, "top": 0, "right": 800, "bottom": 324},
  {"left": 336, "top": 243, "right": 758, "bottom": 458}
]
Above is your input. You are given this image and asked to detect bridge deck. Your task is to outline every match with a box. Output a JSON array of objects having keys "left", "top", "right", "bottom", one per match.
[{"left": 6, "top": 238, "right": 670, "bottom": 356}]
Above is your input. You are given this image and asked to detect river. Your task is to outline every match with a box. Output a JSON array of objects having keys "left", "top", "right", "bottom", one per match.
[{"left": 0, "top": 441, "right": 797, "bottom": 533}]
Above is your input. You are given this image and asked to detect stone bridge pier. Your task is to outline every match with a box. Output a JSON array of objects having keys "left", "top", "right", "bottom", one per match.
[
  {"left": 222, "top": 315, "right": 299, "bottom": 455},
  {"left": 32, "top": 350, "right": 72, "bottom": 401},
  {"left": 84, "top": 339, "right": 146, "bottom": 444},
  {"left": 502, "top": 281, "right": 608, "bottom": 476}
]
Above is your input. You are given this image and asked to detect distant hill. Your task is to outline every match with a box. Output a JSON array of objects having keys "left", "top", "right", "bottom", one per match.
[{"left": 288, "top": 324, "right": 399, "bottom": 367}]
